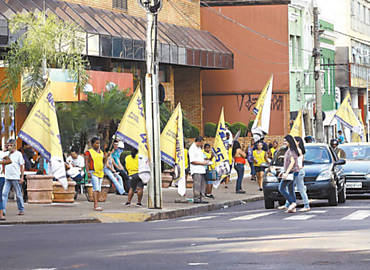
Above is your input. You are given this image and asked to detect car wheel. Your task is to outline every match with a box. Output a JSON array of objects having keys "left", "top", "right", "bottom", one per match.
[
  {"left": 264, "top": 198, "right": 275, "bottom": 209},
  {"left": 328, "top": 185, "right": 338, "bottom": 206},
  {"left": 338, "top": 183, "right": 346, "bottom": 203},
  {"left": 278, "top": 199, "right": 286, "bottom": 206}
]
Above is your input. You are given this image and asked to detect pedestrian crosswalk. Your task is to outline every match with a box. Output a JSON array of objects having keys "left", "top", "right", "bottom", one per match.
[{"left": 177, "top": 209, "right": 370, "bottom": 222}]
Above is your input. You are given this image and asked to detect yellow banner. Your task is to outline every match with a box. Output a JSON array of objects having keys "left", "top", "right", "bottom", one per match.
[
  {"left": 18, "top": 82, "right": 67, "bottom": 189},
  {"left": 212, "top": 108, "right": 230, "bottom": 183},
  {"left": 253, "top": 75, "right": 273, "bottom": 116},
  {"left": 115, "top": 86, "right": 150, "bottom": 183},
  {"left": 160, "top": 103, "right": 186, "bottom": 196},
  {"left": 290, "top": 110, "right": 304, "bottom": 137},
  {"left": 334, "top": 93, "right": 363, "bottom": 137}
]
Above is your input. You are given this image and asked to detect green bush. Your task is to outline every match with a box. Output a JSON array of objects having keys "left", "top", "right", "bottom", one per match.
[
  {"left": 204, "top": 122, "right": 217, "bottom": 137},
  {"left": 230, "top": 122, "right": 247, "bottom": 137},
  {"left": 189, "top": 124, "right": 200, "bottom": 138}
]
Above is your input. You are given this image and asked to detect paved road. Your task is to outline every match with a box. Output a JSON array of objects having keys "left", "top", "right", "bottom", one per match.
[{"left": 2, "top": 198, "right": 370, "bottom": 270}]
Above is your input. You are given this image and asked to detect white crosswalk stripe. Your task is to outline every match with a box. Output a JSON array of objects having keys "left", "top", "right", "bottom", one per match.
[
  {"left": 284, "top": 215, "right": 316, "bottom": 220},
  {"left": 230, "top": 212, "right": 275, "bottom": 221},
  {"left": 180, "top": 216, "right": 217, "bottom": 222},
  {"left": 341, "top": 210, "right": 370, "bottom": 220}
]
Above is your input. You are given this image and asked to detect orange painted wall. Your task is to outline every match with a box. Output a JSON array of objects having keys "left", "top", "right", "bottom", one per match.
[{"left": 201, "top": 5, "right": 290, "bottom": 135}]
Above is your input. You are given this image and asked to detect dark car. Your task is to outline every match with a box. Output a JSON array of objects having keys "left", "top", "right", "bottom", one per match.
[
  {"left": 337, "top": 143, "right": 370, "bottom": 194},
  {"left": 263, "top": 143, "right": 346, "bottom": 209}
]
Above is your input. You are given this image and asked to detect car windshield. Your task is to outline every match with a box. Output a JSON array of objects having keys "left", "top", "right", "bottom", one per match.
[
  {"left": 338, "top": 145, "right": 370, "bottom": 160},
  {"left": 304, "top": 146, "right": 332, "bottom": 164}
]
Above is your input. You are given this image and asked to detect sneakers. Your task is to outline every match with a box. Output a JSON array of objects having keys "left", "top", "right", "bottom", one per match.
[
  {"left": 278, "top": 205, "right": 288, "bottom": 210},
  {"left": 287, "top": 202, "right": 297, "bottom": 213},
  {"left": 18, "top": 211, "right": 25, "bottom": 216},
  {"left": 299, "top": 207, "right": 311, "bottom": 212},
  {"left": 205, "top": 194, "right": 215, "bottom": 199},
  {"left": 236, "top": 190, "right": 246, "bottom": 194},
  {"left": 125, "top": 202, "right": 131, "bottom": 206},
  {"left": 193, "top": 200, "right": 209, "bottom": 204},
  {"left": 285, "top": 208, "right": 296, "bottom": 213},
  {"left": 136, "top": 203, "right": 143, "bottom": 207}
]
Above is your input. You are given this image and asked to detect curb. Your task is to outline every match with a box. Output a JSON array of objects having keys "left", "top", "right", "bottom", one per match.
[
  {"left": 0, "top": 195, "right": 264, "bottom": 225},
  {"left": 147, "top": 195, "right": 264, "bottom": 222}
]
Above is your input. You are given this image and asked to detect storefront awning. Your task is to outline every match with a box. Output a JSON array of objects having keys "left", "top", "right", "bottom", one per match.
[{"left": 0, "top": 0, "right": 233, "bottom": 69}]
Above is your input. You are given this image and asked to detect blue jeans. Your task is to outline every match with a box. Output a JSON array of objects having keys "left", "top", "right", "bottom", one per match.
[
  {"left": 234, "top": 163, "right": 245, "bottom": 191},
  {"left": 248, "top": 160, "right": 256, "bottom": 176},
  {"left": 0, "top": 177, "right": 5, "bottom": 210},
  {"left": 104, "top": 168, "right": 124, "bottom": 195},
  {"left": 295, "top": 169, "right": 309, "bottom": 208},
  {"left": 278, "top": 173, "right": 298, "bottom": 204},
  {"left": 2, "top": 179, "right": 25, "bottom": 214}
]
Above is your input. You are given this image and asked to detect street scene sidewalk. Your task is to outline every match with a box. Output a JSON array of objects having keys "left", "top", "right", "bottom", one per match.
[{"left": 1, "top": 172, "right": 263, "bottom": 225}]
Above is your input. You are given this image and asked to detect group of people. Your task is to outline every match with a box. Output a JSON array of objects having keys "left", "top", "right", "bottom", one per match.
[
  {"left": 0, "top": 137, "right": 145, "bottom": 217},
  {"left": 187, "top": 135, "right": 280, "bottom": 203}
]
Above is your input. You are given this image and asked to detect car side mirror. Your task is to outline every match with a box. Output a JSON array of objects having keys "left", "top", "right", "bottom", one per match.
[{"left": 334, "top": 159, "right": 346, "bottom": 166}]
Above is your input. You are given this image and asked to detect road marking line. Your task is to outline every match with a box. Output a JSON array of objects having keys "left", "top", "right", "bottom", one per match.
[
  {"left": 284, "top": 215, "right": 316, "bottom": 220},
  {"left": 341, "top": 210, "right": 370, "bottom": 220},
  {"left": 309, "top": 210, "right": 327, "bottom": 214},
  {"left": 180, "top": 216, "right": 217, "bottom": 222},
  {"left": 230, "top": 212, "right": 275, "bottom": 221},
  {"left": 188, "top": 263, "right": 209, "bottom": 266}
]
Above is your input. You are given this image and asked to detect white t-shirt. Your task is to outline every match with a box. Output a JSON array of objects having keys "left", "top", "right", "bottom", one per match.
[
  {"left": 0, "top": 151, "right": 9, "bottom": 178},
  {"left": 189, "top": 143, "right": 206, "bottom": 175},
  {"left": 66, "top": 155, "right": 85, "bottom": 178},
  {"left": 4, "top": 150, "right": 25, "bottom": 180}
]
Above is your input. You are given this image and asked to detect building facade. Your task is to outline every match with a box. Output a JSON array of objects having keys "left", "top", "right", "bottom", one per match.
[
  {"left": 200, "top": 0, "right": 291, "bottom": 137},
  {"left": 0, "top": 0, "right": 233, "bottom": 135},
  {"left": 317, "top": 0, "right": 370, "bottom": 138}
]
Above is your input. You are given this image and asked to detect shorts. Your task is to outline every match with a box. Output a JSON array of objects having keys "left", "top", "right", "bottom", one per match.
[
  {"left": 91, "top": 173, "right": 103, "bottom": 192},
  {"left": 130, "top": 174, "right": 144, "bottom": 190},
  {"left": 255, "top": 166, "right": 265, "bottom": 173},
  {"left": 206, "top": 169, "right": 217, "bottom": 184}
]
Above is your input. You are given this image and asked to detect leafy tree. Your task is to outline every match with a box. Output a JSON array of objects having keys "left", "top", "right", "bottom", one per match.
[
  {"left": 230, "top": 122, "right": 247, "bottom": 137},
  {"left": 0, "top": 12, "right": 88, "bottom": 103}
]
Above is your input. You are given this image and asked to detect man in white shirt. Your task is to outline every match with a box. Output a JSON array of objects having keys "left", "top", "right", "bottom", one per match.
[
  {"left": 2, "top": 139, "right": 25, "bottom": 216},
  {"left": 66, "top": 147, "right": 85, "bottom": 199},
  {"left": 0, "top": 142, "right": 9, "bottom": 220},
  {"left": 189, "top": 136, "right": 209, "bottom": 203}
]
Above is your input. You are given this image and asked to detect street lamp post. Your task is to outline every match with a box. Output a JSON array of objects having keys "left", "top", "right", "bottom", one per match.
[{"left": 139, "top": 0, "right": 163, "bottom": 209}]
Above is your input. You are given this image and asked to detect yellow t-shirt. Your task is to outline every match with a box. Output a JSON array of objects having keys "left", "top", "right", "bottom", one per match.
[
  {"left": 89, "top": 148, "right": 104, "bottom": 178},
  {"left": 270, "top": 147, "right": 276, "bottom": 157},
  {"left": 253, "top": 150, "right": 266, "bottom": 166},
  {"left": 203, "top": 151, "right": 215, "bottom": 170},
  {"left": 125, "top": 154, "right": 139, "bottom": 176},
  {"left": 184, "top": 149, "right": 189, "bottom": 169},
  {"left": 228, "top": 148, "right": 233, "bottom": 165}
]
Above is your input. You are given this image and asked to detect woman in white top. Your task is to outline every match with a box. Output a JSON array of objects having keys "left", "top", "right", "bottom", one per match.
[{"left": 294, "top": 136, "right": 310, "bottom": 212}]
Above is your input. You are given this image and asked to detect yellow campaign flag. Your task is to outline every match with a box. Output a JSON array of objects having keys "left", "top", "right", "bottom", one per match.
[
  {"left": 352, "top": 111, "right": 366, "bottom": 142},
  {"left": 18, "top": 82, "right": 68, "bottom": 189},
  {"left": 115, "top": 86, "right": 150, "bottom": 183},
  {"left": 290, "top": 110, "right": 304, "bottom": 138},
  {"left": 160, "top": 103, "right": 186, "bottom": 196},
  {"left": 334, "top": 93, "right": 363, "bottom": 138},
  {"left": 253, "top": 75, "right": 273, "bottom": 115},
  {"left": 212, "top": 108, "right": 230, "bottom": 188}
]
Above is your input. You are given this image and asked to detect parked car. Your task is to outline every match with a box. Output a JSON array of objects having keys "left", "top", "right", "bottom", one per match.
[
  {"left": 337, "top": 143, "right": 370, "bottom": 194},
  {"left": 263, "top": 143, "right": 346, "bottom": 209}
]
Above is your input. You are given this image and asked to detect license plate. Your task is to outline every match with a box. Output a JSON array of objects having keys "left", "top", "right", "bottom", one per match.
[{"left": 346, "top": 182, "right": 362, "bottom": 189}]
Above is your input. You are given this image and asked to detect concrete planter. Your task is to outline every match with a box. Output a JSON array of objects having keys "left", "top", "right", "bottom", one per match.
[
  {"left": 26, "top": 175, "right": 53, "bottom": 204},
  {"left": 53, "top": 180, "right": 76, "bottom": 203}
]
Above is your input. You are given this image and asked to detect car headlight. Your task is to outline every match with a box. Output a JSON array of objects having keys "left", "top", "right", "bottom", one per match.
[
  {"left": 265, "top": 172, "right": 278, "bottom": 183},
  {"left": 366, "top": 174, "right": 370, "bottom": 180},
  {"left": 316, "top": 170, "right": 333, "bottom": 181}
]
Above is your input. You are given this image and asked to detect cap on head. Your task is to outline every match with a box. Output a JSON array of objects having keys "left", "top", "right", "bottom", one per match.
[
  {"left": 7, "top": 139, "right": 16, "bottom": 145},
  {"left": 195, "top": 136, "right": 204, "bottom": 142}
]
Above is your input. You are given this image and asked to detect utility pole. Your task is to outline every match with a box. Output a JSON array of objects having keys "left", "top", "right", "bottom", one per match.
[
  {"left": 313, "top": 6, "right": 324, "bottom": 142},
  {"left": 139, "top": 0, "right": 162, "bottom": 209}
]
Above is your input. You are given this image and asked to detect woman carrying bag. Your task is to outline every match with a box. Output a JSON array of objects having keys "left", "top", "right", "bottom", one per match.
[{"left": 278, "top": 135, "right": 300, "bottom": 213}]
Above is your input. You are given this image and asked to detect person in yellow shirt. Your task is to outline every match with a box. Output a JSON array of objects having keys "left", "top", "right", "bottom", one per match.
[
  {"left": 85, "top": 137, "right": 105, "bottom": 211},
  {"left": 125, "top": 147, "right": 144, "bottom": 206},
  {"left": 268, "top": 140, "right": 279, "bottom": 159},
  {"left": 203, "top": 143, "right": 216, "bottom": 199},
  {"left": 253, "top": 142, "right": 268, "bottom": 191}
]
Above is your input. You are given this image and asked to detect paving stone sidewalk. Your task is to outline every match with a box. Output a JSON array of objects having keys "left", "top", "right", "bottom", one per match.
[{"left": 0, "top": 172, "right": 264, "bottom": 224}]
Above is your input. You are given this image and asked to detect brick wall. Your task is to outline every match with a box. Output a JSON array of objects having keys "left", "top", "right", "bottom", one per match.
[
  {"left": 174, "top": 66, "right": 202, "bottom": 132},
  {"left": 162, "top": 66, "right": 175, "bottom": 109},
  {"left": 61, "top": 0, "right": 200, "bottom": 29}
]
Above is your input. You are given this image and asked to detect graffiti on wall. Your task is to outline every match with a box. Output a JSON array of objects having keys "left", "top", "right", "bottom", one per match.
[{"left": 236, "top": 93, "right": 284, "bottom": 112}]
